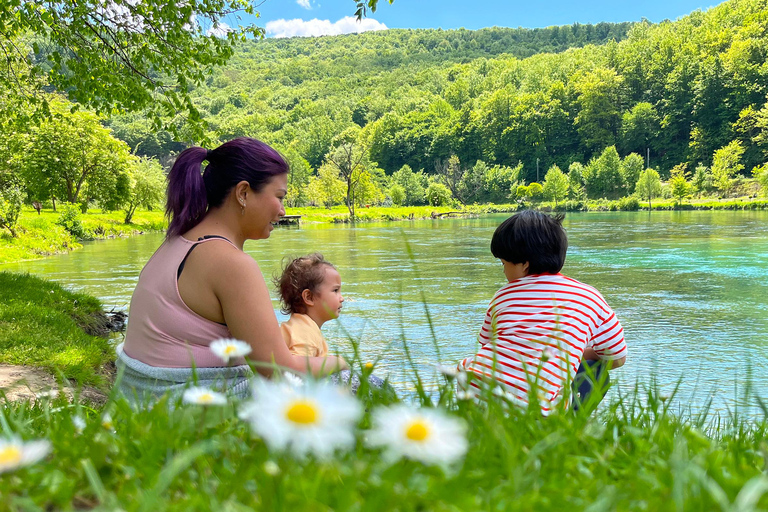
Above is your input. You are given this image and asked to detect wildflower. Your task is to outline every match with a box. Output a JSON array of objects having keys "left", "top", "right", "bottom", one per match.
[
  {"left": 0, "top": 437, "right": 51, "bottom": 474},
  {"left": 209, "top": 338, "right": 252, "bottom": 364},
  {"left": 365, "top": 362, "right": 374, "bottom": 370},
  {"left": 263, "top": 460, "right": 280, "bottom": 476},
  {"left": 281, "top": 372, "right": 304, "bottom": 388},
  {"left": 542, "top": 347, "right": 557, "bottom": 362},
  {"left": 366, "top": 405, "right": 468, "bottom": 466},
  {"left": 456, "top": 390, "right": 475, "bottom": 401},
  {"left": 238, "top": 378, "right": 362, "bottom": 459},
  {"left": 183, "top": 387, "right": 227, "bottom": 406},
  {"left": 436, "top": 364, "right": 458, "bottom": 378},
  {"left": 101, "top": 413, "right": 115, "bottom": 431},
  {"left": 72, "top": 415, "right": 86, "bottom": 434}
]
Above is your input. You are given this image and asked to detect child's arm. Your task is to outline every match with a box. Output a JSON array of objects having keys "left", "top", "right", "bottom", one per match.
[{"left": 582, "top": 347, "right": 626, "bottom": 369}]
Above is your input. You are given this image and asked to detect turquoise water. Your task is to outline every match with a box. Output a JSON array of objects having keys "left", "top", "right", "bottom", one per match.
[{"left": 3, "top": 211, "right": 767, "bottom": 414}]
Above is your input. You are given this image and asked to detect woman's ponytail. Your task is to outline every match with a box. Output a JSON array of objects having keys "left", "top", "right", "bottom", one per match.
[{"left": 165, "top": 146, "right": 209, "bottom": 238}]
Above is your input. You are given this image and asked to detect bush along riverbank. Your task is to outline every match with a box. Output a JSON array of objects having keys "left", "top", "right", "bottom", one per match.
[{"left": 0, "top": 272, "right": 123, "bottom": 386}]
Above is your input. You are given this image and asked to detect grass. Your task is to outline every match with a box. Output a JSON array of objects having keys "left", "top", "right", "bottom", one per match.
[
  {"left": 1, "top": 273, "right": 768, "bottom": 508},
  {"left": 1, "top": 368, "right": 767, "bottom": 509},
  {"left": 0, "top": 272, "right": 115, "bottom": 386}
]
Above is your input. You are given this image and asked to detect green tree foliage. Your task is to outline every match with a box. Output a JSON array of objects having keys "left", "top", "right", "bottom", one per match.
[
  {"left": 668, "top": 164, "right": 691, "bottom": 205},
  {"left": 22, "top": 101, "right": 132, "bottom": 205},
  {"left": 307, "top": 165, "right": 346, "bottom": 209},
  {"left": 2, "top": 0, "right": 260, "bottom": 138},
  {"left": 324, "top": 128, "right": 374, "bottom": 218},
  {"left": 691, "top": 164, "right": 714, "bottom": 196},
  {"left": 587, "top": 146, "right": 623, "bottom": 199},
  {"left": 0, "top": 172, "right": 24, "bottom": 237},
  {"left": 525, "top": 182, "right": 545, "bottom": 204},
  {"left": 282, "top": 148, "right": 313, "bottom": 207},
  {"left": 753, "top": 163, "right": 768, "bottom": 197},
  {"left": 542, "top": 165, "right": 569, "bottom": 207},
  {"left": 122, "top": 158, "right": 166, "bottom": 224},
  {"left": 425, "top": 182, "right": 452, "bottom": 206},
  {"left": 486, "top": 162, "right": 523, "bottom": 203},
  {"left": 573, "top": 68, "right": 623, "bottom": 154},
  {"left": 620, "top": 153, "right": 645, "bottom": 194},
  {"left": 390, "top": 165, "right": 426, "bottom": 206},
  {"left": 620, "top": 103, "right": 660, "bottom": 156},
  {"left": 711, "top": 141, "right": 745, "bottom": 195},
  {"left": 636, "top": 168, "right": 662, "bottom": 209},
  {"left": 568, "top": 162, "right": 586, "bottom": 200},
  {"left": 389, "top": 184, "right": 406, "bottom": 206}
]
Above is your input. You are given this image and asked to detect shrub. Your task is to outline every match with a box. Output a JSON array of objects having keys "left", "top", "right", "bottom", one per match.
[
  {"left": 56, "top": 203, "right": 92, "bottom": 240},
  {"left": 618, "top": 196, "right": 640, "bottom": 211}
]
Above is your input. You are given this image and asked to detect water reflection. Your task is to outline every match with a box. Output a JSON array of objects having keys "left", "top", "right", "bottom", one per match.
[{"left": 2, "top": 211, "right": 768, "bottom": 415}]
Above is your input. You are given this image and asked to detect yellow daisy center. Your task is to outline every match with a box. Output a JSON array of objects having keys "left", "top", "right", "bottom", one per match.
[
  {"left": 0, "top": 446, "right": 22, "bottom": 466},
  {"left": 224, "top": 346, "right": 237, "bottom": 355},
  {"left": 198, "top": 393, "right": 213, "bottom": 403},
  {"left": 285, "top": 400, "right": 319, "bottom": 425},
  {"left": 365, "top": 362, "right": 374, "bottom": 369},
  {"left": 405, "top": 420, "right": 430, "bottom": 442}
]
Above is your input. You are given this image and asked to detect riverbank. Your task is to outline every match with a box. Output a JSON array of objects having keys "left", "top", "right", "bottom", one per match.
[
  {"left": 0, "top": 208, "right": 166, "bottom": 264},
  {"left": 0, "top": 272, "right": 119, "bottom": 386},
  {"left": 2, "top": 198, "right": 766, "bottom": 264}
]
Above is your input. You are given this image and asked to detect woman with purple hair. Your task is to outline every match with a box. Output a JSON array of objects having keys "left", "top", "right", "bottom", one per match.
[{"left": 116, "top": 137, "right": 348, "bottom": 402}]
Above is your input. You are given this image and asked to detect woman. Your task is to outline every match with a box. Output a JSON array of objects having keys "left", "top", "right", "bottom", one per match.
[{"left": 117, "top": 138, "right": 347, "bottom": 402}]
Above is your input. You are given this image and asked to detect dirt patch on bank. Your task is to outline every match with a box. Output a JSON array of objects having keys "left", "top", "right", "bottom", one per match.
[{"left": 0, "top": 364, "right": 108, "bottom": 405}]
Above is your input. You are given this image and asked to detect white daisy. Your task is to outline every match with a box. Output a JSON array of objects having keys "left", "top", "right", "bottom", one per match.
[
  {"left": 280, "top": 372, "right": 304, "bottom": 388},
  {"left": 72, "top": 415, "right": 86, "bottom": 434},
  {"left": 101, "top": 413, "right": 115, "bottom": 431},
  {"left": 436, "top": 364, "right": 459, "bottom": 378},
  {"left": 263, "top": 460, "right": 280, "bottom": 476},
  {"left": 209, "top": 338, "right": 252, "bottom": 364},
  {"left": 0, "top": 437, "right": 51, "bottom": 474},
  {"left": 238, "top": 378, "right": 362, "bottom": 459},
  {"left": 366, "top": 405, "right": 468, "bottom": 466},
  {"left": 456, "top": 390, "right": 475, "bottom": 401},
  {"left": 183, "top": 386, "right": 227, "bottom": 406}
]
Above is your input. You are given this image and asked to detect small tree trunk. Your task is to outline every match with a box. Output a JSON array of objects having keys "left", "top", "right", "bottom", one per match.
[{"left": 52, "top": 197, "right": 57, "bottom": 212}]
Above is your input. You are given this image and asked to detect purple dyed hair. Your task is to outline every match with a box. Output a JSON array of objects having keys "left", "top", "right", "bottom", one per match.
[{"left": 165, "top": 137, "right": 289, "bottom": 238}]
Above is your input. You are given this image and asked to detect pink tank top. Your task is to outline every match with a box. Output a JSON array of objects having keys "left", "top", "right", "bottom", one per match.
[{"left": 123, "top": 236, "right": 245, "bottom": 368}]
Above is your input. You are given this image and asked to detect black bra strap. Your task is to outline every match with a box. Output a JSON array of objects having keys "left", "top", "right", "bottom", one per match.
[{"left": 177, "top": 235, "right": 233, "bottom": 280}]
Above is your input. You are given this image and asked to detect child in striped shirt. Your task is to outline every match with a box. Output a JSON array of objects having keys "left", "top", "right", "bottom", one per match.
[{"left": 458, "top": 211, "right": 627, "bottom": 414}]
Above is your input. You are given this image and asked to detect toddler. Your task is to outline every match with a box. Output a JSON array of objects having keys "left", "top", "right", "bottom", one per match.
[
  {"left": 275, "top": 253, "right": 343, "bottom": 357},
  {"left": 458, "top": 211, "right": 627, "bottom": 414}
]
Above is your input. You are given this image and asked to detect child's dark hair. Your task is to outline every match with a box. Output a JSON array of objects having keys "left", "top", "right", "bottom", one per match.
[
  {"left": 490, "top": 211, "right": 568, "bottom": 275},
  {"left": 165, "top": 137, "right": 289, "bottom": 238},
  {"left": 274, "top": 253, "right": 336, "bottom": 315}
]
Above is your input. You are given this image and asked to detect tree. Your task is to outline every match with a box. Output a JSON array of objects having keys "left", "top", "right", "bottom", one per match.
[
  {"left": 425, "top": 182, "right": 452, "bottom": 206},
  {"left": 307, "top": 165, "right": 346, "bottom": 209},
  {"left": 620, "top": 153, "right": 645, "bottom": 195},
  {"left": 2, "top": 0, "right": 261, "bottom": 139},
  {"left": 542, "top": 165, "right": 569, "bottom": 208},
  {"left": 0, "top": 172, "right": 24, "bottom": 237},
  {"left": 390, "top": 165, "right": 425, "bottom": 206},
  {"left": 122, "top": 157, "right": 166, "bottom": 224},
  {"left": 593, "top": 146, "right": 623, "bottom": 199},
  {"left": 23, "top": 101, "right": 132, "bottom": 206},
  {"left": 389, "top": 184, "right": 406, "bottom": 206},
  {"left": 691, "top": 164, "right": 714, "bottom": 196},
  {"left": 711, "top": 141, "right": 745, "bottom": 196},
  {"left": 568, "top": 162, "right": 586, "bottom": 200},
  {"left": 435, "top": 155, "right": 468, "bottom": 205},
  {"left": 485, "top": 163, "right": 523, "bottom": 204},
  {"left": 668, "top": 164, "right": 691, "bottom": 205},
  {"left": 620, "top": 102, "right": 660, "bottom": 156},
  {"left": 324, "top": 128, "right": 373, "bottom": 219},
  {"left": 635, "top": 169, "right": 662, "bottom": 210},
  {"left": 282, "top": 148, "right": 313, "bottom": 207},
  {"left": 753, "top": 164, "right": 768, "bottom": 197}
]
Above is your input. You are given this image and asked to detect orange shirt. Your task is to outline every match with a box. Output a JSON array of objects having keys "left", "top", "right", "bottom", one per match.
[{"left": 280, "top": 313, "right": 329, "bottom": 357}]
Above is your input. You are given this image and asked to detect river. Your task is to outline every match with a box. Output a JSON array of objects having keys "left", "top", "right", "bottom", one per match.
[{"left": 3, "top": 211, "right": 767, "bottom": 415}]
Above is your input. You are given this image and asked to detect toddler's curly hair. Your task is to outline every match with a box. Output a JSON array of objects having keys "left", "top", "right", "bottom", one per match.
[{"left": 274, "top": 253, "right": 336, "bottom": 315}]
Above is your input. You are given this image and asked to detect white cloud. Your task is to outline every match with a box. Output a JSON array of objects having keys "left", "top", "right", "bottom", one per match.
[
  {"left": 266, "top": 16, "right": 387, "bottom": 38},
  {"left": 207, "top": 22, "right": 232, "bottom": 37},
  {"left": 296, "top": 0, "right": 312, "bottom": 9}
]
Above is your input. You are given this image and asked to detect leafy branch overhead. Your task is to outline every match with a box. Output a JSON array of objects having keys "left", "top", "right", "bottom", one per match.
[
  {"left": 0, "top": 0, "right": 262, "bottom": 140},
  {"left": 354, "top": 0, "right": 394, "bottom": 20}
]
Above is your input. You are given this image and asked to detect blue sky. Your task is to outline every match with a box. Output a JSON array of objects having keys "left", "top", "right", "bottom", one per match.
[{"left": 239, "top": 0, "right": 718, "bottom": 38}]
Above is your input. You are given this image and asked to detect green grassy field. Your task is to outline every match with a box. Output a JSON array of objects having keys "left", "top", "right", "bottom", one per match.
[{"left": 0, "top": 272, "right": 115, "bottom": 386}]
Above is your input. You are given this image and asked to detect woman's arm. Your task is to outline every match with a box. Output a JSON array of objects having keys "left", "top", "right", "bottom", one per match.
[{"left": 210, "top": 247, "right": 347, "bottom": 377}]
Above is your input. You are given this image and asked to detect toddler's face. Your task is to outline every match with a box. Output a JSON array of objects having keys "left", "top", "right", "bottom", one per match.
[{"left": 310, "top": 267, "right": 344, "bottom": 322}]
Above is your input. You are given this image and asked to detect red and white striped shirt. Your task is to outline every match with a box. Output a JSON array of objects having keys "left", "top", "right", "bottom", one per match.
[{"left": 458, "top": 273, "right": 626, "bottom": 414}]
